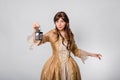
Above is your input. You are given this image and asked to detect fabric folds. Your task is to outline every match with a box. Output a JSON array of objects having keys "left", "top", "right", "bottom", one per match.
[{"left": 27, "top": 29, "right": 88, "bottom": 80}]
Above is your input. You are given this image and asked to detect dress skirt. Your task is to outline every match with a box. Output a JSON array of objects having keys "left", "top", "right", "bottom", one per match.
[{"left": 40, "top": 54, "right": 81, "bottom": 80}]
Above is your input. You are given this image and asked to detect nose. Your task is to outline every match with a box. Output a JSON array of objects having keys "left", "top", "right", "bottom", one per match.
[{"left": 57, "top": 22, "right": 61, "bottom": 26}]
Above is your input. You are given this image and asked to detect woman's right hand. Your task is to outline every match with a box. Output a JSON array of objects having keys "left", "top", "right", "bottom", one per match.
[{"left": 33, "top": 22, "right": 40, "bottom": 32}]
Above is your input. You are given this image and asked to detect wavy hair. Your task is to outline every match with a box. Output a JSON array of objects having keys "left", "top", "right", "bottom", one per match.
[{"left": 54, "top": 11, "right": 74, "bottom": 51}]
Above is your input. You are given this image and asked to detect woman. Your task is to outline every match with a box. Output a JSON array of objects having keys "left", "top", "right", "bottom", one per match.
[{"left": 28, "top": 11, "right": 102, "bottom": 80}]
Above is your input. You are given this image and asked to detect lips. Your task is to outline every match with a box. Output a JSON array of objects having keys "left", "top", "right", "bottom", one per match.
[
  {"left": 58, "top": 26, "right": 63, "bottom": 28},
  {"left": 58, "top": 27, "right": 62, "bottom": 28}
]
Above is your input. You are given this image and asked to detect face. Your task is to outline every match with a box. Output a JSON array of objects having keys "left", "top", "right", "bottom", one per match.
[{"left": 55, "top": 18, "right": 66, "bottom": 31}]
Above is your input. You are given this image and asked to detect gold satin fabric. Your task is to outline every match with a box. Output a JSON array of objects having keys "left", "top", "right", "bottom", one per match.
[{"left": 28, "top": 29, "right": 87, "bottom": 80}]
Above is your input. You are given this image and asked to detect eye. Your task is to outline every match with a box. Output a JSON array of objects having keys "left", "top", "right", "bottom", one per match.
[
  {"left": 55, "top": 20, "right": 59, "bottom": 23},
  {"left": 59, "top": 19, "right": 65, "bottom": 23},
  {"left": 61, "top": 20, "right": 64, "bottom": 23}
]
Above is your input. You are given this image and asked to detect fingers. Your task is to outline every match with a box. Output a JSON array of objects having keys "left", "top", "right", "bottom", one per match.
[
  {"left": 33, "top": 22, "right": 40, "bottom": 27},
  {"left": 91, "top": 53, "right": 102, "bottom": 60},
  {"left": 97, "top": 54, "right": 102, "bottom": 60},
  {"left": 33, "top": 22, "right": 40, "bottom": 31},
  {"left": 98, "top": 56, "right": 101, "bottom": 60}
]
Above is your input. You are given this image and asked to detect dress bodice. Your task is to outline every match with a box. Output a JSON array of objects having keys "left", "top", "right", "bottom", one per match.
[
  {"left": 51, "top": 36, "right": 70, "bottom": 63},
  {"left": 58, "top": 37, "right": 70, "bottom": 63}
]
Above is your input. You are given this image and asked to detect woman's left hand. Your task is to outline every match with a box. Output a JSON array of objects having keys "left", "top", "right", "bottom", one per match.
[{"left": 91, "top": 53, "right": 102, "bottom": 60}]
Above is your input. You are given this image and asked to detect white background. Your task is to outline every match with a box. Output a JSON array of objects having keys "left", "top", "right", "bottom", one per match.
[{"left": 0, "top": 0, "right": 120, "bottom": 80}]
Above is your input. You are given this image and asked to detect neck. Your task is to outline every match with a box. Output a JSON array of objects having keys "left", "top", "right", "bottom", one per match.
[
  {"left": 59, "top": 30, "right": 64, "bottom": 33},
  {"left": 59, "top": 30, "right": 67, "bottom": 39},
  {"left": 59, "top": 29, "right": 65, "bottom": 35}
]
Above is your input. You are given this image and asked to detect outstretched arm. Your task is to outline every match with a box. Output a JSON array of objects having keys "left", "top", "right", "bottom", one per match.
[
  {"left": 71, "top": 41, "right": 102, "bottom": 63},
  {"left": 27, "top": 22, "right": 49, "bottom": 49},
  {"left": 80, "top": 49, "right": 102, "bottom": 60}
]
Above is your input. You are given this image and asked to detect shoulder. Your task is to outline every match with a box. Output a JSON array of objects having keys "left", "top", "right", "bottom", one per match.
[
  {"left": 48, "top": 28, "right": 56, "bottom": 33},
  {"left": 45, "top": 28, "right": 58, "bottom": 42},
  {"left": 46, "top": 28, "right": 57, "bottom": 35}
]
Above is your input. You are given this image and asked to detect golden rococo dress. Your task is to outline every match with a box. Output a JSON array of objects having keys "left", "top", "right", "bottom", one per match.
[{"left": 27, "top": 29, "right": 87, "bottom": 80}]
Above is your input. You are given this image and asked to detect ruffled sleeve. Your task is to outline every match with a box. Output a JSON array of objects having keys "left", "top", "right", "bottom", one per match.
[
  {"left": 71, "top": 40, "right": 88, "bottom": 64},
  {"left": 27, "top": 32, "right": 49, "bottom": 49}
]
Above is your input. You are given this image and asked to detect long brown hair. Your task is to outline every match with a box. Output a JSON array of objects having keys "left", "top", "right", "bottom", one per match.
[{"left": 54, "top": 11, "right": 74, "bottom": 51}]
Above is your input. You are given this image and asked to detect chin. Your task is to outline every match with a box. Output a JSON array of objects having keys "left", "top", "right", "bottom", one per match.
[{"left": 58, "top": 28, "right": 64, "bottom": 31}]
